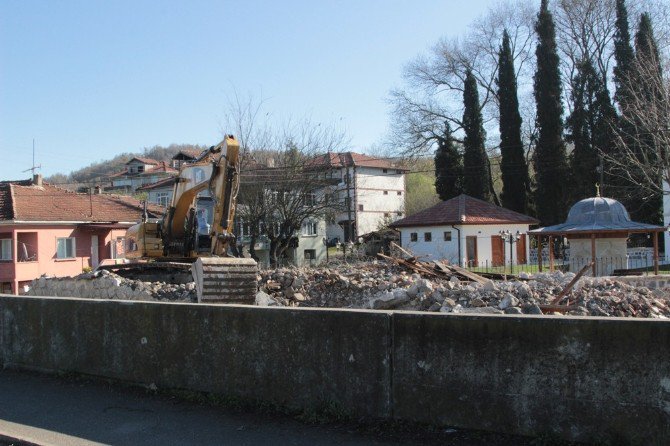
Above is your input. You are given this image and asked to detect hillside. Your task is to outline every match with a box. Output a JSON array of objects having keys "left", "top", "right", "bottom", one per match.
[{"left": 46, "top": 143, "right": 207, "bottom": 188}]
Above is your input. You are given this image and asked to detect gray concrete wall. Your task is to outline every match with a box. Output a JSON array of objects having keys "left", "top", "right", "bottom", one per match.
[
  {"left": 1, "top": 295, "right": 669, "bottom": 444},
  {"left": 393, "top": 312, "right": 670, "bottom": 444},
  {"left": 0, "top": 296, "right": 391, "bottom": 419}
]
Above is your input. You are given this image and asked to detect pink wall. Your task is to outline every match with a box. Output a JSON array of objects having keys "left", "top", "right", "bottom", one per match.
[{"left": 0, "top": 224, "right": 129, "bottom": 294}]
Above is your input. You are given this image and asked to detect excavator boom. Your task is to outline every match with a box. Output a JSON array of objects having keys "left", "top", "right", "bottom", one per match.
[{"left": 121, "top": 135, "right": 257, "bottom": 303}]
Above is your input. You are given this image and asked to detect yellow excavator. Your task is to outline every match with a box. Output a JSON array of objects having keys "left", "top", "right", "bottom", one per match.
[{"left": 122, "top": 135, "right": 257, "bottom": 303}]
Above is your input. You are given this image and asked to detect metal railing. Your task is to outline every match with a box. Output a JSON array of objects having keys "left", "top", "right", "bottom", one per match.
[{"left": 463, "top": 255, "right": 669, "bottom": 277}]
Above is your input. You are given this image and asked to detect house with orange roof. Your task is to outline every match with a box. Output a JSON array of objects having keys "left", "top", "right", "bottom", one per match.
[
  {"left": 309, "top": 152, "right": 408, "bottom": 242},
  {"left": 109, "top": 157, "right": 178, "bottom": 194},
  {"left": 391, "top": 194, "right": 539, "bottom": 267},
  {"left": 0, "top": 175, "right": 162, "bottom": 294}
]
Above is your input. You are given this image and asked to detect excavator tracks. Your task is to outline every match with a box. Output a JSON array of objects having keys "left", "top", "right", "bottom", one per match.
[{"left": 192, "top": 257, "right": 258, "bottom": 304}]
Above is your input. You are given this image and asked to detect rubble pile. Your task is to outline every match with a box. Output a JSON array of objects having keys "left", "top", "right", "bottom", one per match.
[
  {"left": 27, "top": 269, "right": 197, "bottom": 302},
  {"left": 26, "top": 258, "right": 670, "bottom": 318},
  {"left": 257, "top": 261, "right": 670, "bottom": 319}
]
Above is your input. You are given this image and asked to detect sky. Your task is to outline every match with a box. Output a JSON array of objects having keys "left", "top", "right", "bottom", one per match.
[{"left": 0, "top": 0, "right": 492, "bottom": 180}]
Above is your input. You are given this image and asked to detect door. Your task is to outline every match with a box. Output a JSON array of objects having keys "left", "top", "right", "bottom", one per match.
[
  {"left": 466, "top": 236, "right": 478, "bottom": 267},
  {"left": 516, "top": 234, "right": 527, "bottom": 265},
  {"left": 91, "top": 235, "right": 99, "bottom": 268},
  {"left": 491, "top": 236, "right": 504, "bottom": 267}
]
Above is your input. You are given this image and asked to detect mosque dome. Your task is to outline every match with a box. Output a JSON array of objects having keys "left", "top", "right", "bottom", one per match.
[{"left": 565, "top": 196, "right": 631, "bottom": 226}]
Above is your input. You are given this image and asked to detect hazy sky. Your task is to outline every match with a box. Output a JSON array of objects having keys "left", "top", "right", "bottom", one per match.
[{"left": 1, "top": 0, "right": 491, "bottom": 179}]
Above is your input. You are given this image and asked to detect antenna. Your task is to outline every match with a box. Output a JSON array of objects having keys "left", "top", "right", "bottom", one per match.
[{"left": 22, "top": 139, "right": 41, "bottom": 175}]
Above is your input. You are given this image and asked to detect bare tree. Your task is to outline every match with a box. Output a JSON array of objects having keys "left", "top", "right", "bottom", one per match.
[
  {"left": 388, "top": 0, "right": 537, "bottom": 157},
  {"left": 605, "top": 47, "right": 670, "bottom": 202},
  {"left": 224, "top": 94, "right": 349, "bottom": 266},
  {"left": 554, "top": 0, "right": 670, "bottom": 115}
]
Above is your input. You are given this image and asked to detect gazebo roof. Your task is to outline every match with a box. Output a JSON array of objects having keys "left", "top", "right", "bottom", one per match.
[{"left": 529, "top": 196, "right": 664, "bottom": 235}]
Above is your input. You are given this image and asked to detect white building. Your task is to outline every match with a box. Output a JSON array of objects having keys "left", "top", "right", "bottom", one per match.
[
  {"left": 309, "top": 152, "right": 408, "bottom": 242},
  {"left": 391, "top": 194, "right": 539, "bottom": 267},
  {"left": 233, "top": 218, "right": 327, "bottom": 268},
  {"left": 108, "top": 158, "right": 177, "bottom": 194}
]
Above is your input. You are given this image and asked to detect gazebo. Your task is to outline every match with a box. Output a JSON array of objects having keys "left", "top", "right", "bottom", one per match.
[{"left": 528, "top": 195, "right": 666, "bottom": 276}]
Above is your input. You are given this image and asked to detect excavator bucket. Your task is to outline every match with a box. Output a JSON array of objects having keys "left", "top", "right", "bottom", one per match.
[{"left": 192, "top": 257, "right": 258, "bottom": 304}]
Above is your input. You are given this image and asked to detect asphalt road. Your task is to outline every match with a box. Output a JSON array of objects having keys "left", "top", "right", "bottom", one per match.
[{"left": 0, "top": 369, "right": 558, "bottom": 446}]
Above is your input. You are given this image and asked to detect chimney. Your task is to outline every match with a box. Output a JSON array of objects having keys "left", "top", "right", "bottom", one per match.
[{"left": 32, "top": 174, "right": 43, "bottom": 187}]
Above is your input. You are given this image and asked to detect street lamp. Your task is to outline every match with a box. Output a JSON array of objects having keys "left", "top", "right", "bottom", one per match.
[{"left": 499, "top": 230, "right": 522, "bottom": 275}]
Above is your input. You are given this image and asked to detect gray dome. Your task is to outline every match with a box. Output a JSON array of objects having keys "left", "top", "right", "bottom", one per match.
[{"left": 565, "top": 197, "right": 631, "bottom": 226}]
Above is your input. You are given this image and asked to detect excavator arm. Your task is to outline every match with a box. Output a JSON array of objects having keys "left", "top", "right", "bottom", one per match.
[{"left": 124, "top": 135, "right": 258, "bottom": 303}]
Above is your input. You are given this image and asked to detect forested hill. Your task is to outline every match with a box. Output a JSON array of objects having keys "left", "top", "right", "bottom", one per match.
[{"left": 45, "top": 143, "right": 207, "bottom": 187}]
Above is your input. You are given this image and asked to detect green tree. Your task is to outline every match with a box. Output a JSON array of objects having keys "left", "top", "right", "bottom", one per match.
[
  {"left": 566, "top": 58, "right": 617, "bottom": 202},
  {"left": 609, "top": 0, "right": 637, "bottom": 205},
  {"left": 532, "top": 0, "right": 569, "bottom": 225},
  {"left": 462, "top": 69, "right": 491, "bottom": 202},
  {"left": 406, "top": 172, "right": 441, "bottom": 216},
  {"left": 625, "top": 12, "right": 665, "bottom": 224},
  {"left": 498, "top": 29, "right": 529, "bottom": 214},
  {"left": 613, "top": 0, "right": 635, "bottom": 108},
  {"left": 434, "top": 121, "right": 463, "bottom": 201}
]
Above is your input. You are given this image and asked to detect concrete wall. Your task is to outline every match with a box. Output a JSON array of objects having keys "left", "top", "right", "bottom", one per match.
[{"left": 1, "top": 295, "right": 669, "bottom": 444}]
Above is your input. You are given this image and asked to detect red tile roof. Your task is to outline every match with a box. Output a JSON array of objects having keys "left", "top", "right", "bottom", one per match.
[
  {"left": 391, "top": 194, "right": 539, "bottom": 227},
  {"left": 173, "top": 149, "right": 203, "bottom": 159},
  {"left": 0, "top": 180, "right": 163, "bottom": 222},
  {"left": 143, "top": 161, "right": 177, "bottom": 175},
  {"left": 126, "top": 157, "right": 159, "bottom": 165},
  {"left": 136, "top": 176, "right": 176, "bottom": 191},
  {"left": 308, "top": 152, "right": 409, "bottom": 171},
  {"left": 110, "top": 162, "right": 178, "bottom": 179}
]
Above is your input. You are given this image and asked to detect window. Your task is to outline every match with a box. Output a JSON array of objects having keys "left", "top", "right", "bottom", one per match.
[
  {"left": 424, "top": 232, "right": 432, "bottom": 242},
  {"left": 383, "top": 190, "right": 388, "bottom": 195},
  {"left": 193, "top": 167, "right": 206, "bottom": 183},
  {"left": 155, "top": 192, "right": 170, "bottom": 207},
  {"left": 302, "top": 221, "right": 318, "bottom": 236},
  {"left": 397, "top": 191, "right": 402, "bottom": 196},
  {"left": 304, "top": 193, "right": 316, "bottom": 206},
  {"left": 384, "top": 213, "right": 390, "bottom": 218},
  {"left": 137, "top": 165, "right": 145, "bottom": 173},
  {"left": 304, "top": 249, "right": 316, "bottom": 260},
  {"left": 56, "top": 237, "right": 75, "bottom": 259},
  {"left": 0, "top": 239, "right": 11, "bottom": 261},
  {"left": 383, "top": 169, "right": 388, "bottom": 173},
  {"left": 410, "top": 232, "right": 418, "bottom": 242},
  {"left": 444, "top": 231, "right": 452, "bottom": 241},
  {"left": 396, "top": 169, "right": 402, "bottom": 174},
  {"left": 396, "top": 212, "right": 402, "bottom": 217},
  {"left": 358, "top": 204, "right": 364, "bottom": 211}
]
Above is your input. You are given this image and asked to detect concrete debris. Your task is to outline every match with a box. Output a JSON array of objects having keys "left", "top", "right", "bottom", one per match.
[
  {"left": 25, "top": 259, "right": 670, "bottom": 319},
  {"left": 27, "top": 269, "right": 196, "bottom": 302},
  {"left": 257, "top": 261, "right": 670, "bottom": 319}
]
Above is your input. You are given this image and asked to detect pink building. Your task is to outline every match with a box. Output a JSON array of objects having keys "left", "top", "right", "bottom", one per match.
[{"left": 0, "top": 176, "right": 162, "bottom": 294}]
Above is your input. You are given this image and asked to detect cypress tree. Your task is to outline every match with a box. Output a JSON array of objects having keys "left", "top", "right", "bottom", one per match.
[
  {"left": 434, "top": 121, "right": 464, "bottom": 201},
  {"left": 498, "top": 29, "right": 529, "bottom": 213},
  {"left": 462, "top": 69, "right": 492, "bottom": 202},
  {"left": 566, "top": 59, "right": 617, "bottom": 202},
  {"left": 629, "top": 13, "right": 664, "bottom": 224},
  {"left": 532, "top": 0, "right": 569, "bottom": 225},
  {"left": 613, "top": 0, "right": 635, "bottom": 108},
  {"left": 610, "top": 0, "right": 636, "bottom": 205}
]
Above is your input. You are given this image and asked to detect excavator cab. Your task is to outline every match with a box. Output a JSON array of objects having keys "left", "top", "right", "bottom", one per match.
[{"left": 120, "top": 135, "right": 257, "bottom": 303}]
